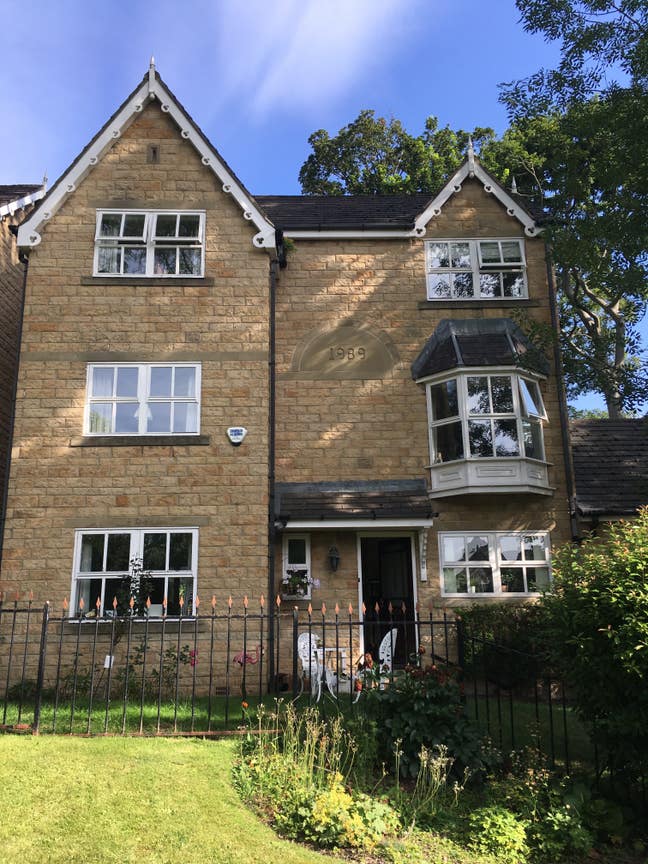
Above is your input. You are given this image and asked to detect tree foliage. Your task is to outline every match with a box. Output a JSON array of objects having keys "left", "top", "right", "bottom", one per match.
[{"left": 299, "top": 111, "right": 494, "bottom": 196}]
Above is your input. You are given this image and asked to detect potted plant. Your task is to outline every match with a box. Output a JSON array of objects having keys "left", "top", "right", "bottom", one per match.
[{"left": 281, "top": 568, "right": 319, "bottom": 598}]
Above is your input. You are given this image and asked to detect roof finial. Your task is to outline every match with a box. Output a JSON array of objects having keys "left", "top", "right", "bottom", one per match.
[
  {"left": 148, "top": 56, "right": 156, "bottom": 96},
  {"left": 511, "top": 175, "right": 518, "bottom": 194},
  {"left": 467, "top": 135, "right": 475, "bottom": 177},
  {"left": 42, "top": 172, "right": 48, "bottom": 192}
]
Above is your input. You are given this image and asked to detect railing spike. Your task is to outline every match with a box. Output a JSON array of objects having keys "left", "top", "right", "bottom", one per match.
[
  {"left": 321, "top": 602, "right": 326, "bottom": 615},
  {"left": 29, "top": 589, "right": 34, "bottom": 602},
  {"left": 179, "top": 595, "right": 184, "bottom": 609},
  {"left": 335, "top": 602, "right": 340, "bottom": 615},
  {"left": 129, "top": 596, "right": 134, "bottom": 610},
  {"left": 276, "top": 594, "right": 282, "bottom": 607},
  {"left": 375, "top": 602, "right": 380, "bottom": 614},
  {"left": 348, "top": 603, "right": 353, "bottom": 615},
  {"left": 96, "top": 596, "right": 102, "bottom": 610},
  {"left": 362, "top": 602, "right": 366, "bottom": 615},
  {"left": 211, "top": 595, "right": 217, "bottom": 609},
  {"left": 307, "top": 602, "right": 313, "bottom": 616},
  {"left": 260, "top": 594, "right": 265, "bottom": 608},
  {"left": 195, "top": 595, "right": 200, "bottom": 609},
  {"left": 79, "top": 597, "right": 85, "bottom": 611},
  {"left": 63, "top": 597, "right": 69, "bottom": 611},
  {"left": 243, "top": 595, "right": 249, "bottom": 609},
  {"left": 228, "top": 596, "right": 233, "bottom": 609},
  {"left": 146, "top": 596, "right": 151, "bottom": 609}
]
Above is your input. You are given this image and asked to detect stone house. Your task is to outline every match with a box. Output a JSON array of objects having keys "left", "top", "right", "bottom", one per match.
[{"left": 0, "top": 65, "right": 576, "bottom": 653}]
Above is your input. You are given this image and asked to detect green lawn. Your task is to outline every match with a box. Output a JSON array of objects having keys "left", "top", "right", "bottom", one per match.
[{"left": 0, "top": 736, "right": 341, "bottom": 864}]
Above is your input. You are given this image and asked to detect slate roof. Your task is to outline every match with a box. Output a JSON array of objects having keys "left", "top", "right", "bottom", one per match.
[
  {"left": 276, "top": 480, "right": 435, "bottom": 522},
  {"left": 0, "top": 185, "right": 42, "bottom": 208},
  {"left": 256, "top": 194, "right": 433, "bottom": 231},
  {"left": 571, "top": 419, "right": 648, "bottom": 516},
  {"left": 257, "top": 191, "right": 543, "bottom": 232},
  {"left": 411, "top": 318, "right": 550, "bottom": 380}
]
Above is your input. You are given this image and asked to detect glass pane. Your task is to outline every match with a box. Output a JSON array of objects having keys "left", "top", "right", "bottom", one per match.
[
  {"left": 501, "top": 241, "right": 522, "bottom": 263},
  {"left": 523, "top": 535, "right": 546, "bottom": 561},
  {"left": 519, "top": 379, "right": 543, "bottom": 417},
  {"left": 527, "top": 567, "right": 550, "bottom": 592},
  {"left": 467, "top": 377, "right": 490, "bottom": 414},
  {"left": 179, "top": 248, "right": 201, "bottom": 275},
  {"left": 154, "top": 248, "right": 177, "bottom": 274},
  {"left": 428, "top": 275, "right": 451, "bottom": 299},
  {"left": 92, "top": 367, "right": 114, "bottom": 398},
  {"left": 479, "top": 272, "right": 502, "bottom": 297},
  {"left": 427, "top": 242, "right": 449, "bottom": 269},
  {"left": 114, "top": 403, "right": 139, "bottom": 434},
  {"left": 104, "top": 577, "right": 131, "bottom": 615},
  {"left": 501, "top": 568, "right": 525, "bottom": 592},
  {"left": 123, "top": 247, "right": 146, "bottom": 274},
  {"left": 97, "top": 247, "right": 119, "bottom": 274},
  {"left": 288, "top": 538, "right": 307, "bottom": 564},
  {"left": 469, "top": 419, "right": 493, "bottom": 457},
  {"left": 76, "top": 578, "right": 99, "bottom": 614},
  {"left": 469, "top": 567, "right": 494, "bottom": 593},
  {"left": 503, "top": 272, "right": 525, "bottom": 297},
  {"left": 523, "top": 419, "right": 544, "bottom": 460},
  {"left": 155, "top": 214, "right": 177, "bottom": 237},
  {"left": 452, "top": 272, "right": 474, "bottom": 298},
  {"left": 80, "top": 534, "right": 104, "bottom": 572},
  {"left": 116, "top": 367, "right": 138, "bottom": 398},
  {"left": 429, "top": 379, "right": 458, "bottom": 421},
  {"left": 494, "top": 419, "right": 520, "bottom": 456},
  {"left": 173, "top": 402, "right": 198, "bottom": 433},
  {"left": 99, "top": 214, "right": 121, "bottom": 237},
  {"left": 106, "top": 534, "right": 131, "bottom": 571},
  {"left": 167, "top": 578, "right": 194, "bottom": 615},
  {"left": 179, "top": 215, "right": 200, "bottom": 237},
  {"left": 467, "top": 536, "right": 489, "bottom": 561},
  {"left": 169, "top": 533, "right": 193, "bottom": 570},
  {"left": 499, "top": 535, "right": 522, "bottom": 561},
  {"left": 480, "top": 241, "right": 501, "bottom": 263},
  {"left": 432, "top": 421, "right": 464, "bottom": 462},
  {"left": 450, "top": 242, "right": 471, "bottom": 268},
  {"left": 443, "top": 567, "right": 467, "bottom": 593},
  {"left": 123, "top": 214, "right": 145, "bottom": 238},
  {"left": 89, "top": 403, "right": 112, "bottom": 434},
  {"left": 148, "top": 402, "right": 172, "bottom": 433},
  {"left": 174, "top": 367, "right": 196, "bottom": 397},
  {"left": 443, "top": 536, "right": 465, "bottom": 563},
  {"left": 491, "top": 377, "right": 514, "bottom": 413},
  {"left": 150, "top": 367, "right": 173, "bottom": 397},
  {"left": 144, "top": 533, "right": 167, "bottom": 571}
]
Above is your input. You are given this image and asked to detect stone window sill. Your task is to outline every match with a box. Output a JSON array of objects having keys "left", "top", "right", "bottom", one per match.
[
  {"left": 69, "top": 435, "right": 211, "bottom": 447},
  {"left": 80, "top": 276, "right": 215, "bottom": 287}
]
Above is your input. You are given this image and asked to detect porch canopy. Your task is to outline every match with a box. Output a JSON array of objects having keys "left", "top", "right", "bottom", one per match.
[{"left": 275, "top": 480, "right": 436, "bottom": 529}]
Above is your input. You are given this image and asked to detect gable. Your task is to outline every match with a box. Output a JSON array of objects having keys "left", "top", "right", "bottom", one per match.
[{"left": 17, "top": 61, "right": 276, "bottom": 252}]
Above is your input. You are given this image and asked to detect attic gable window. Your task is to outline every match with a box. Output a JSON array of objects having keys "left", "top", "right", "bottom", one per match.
[
  {"left": 425, "top": 239, "right": 526, "bottom": 300},
  {"left": 94, "top": 210, "right": 205, "bottom": 277}
]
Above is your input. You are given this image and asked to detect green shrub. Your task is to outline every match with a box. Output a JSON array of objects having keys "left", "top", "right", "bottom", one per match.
[
  {"left": 468, "top": 805, "right": 529, "bottom": 863},
  {"left": 364, "top": 662, "right": 488, "bottom": 777},
  {"left": 527, "top": 805, "right": 592, "bottom": 862}
]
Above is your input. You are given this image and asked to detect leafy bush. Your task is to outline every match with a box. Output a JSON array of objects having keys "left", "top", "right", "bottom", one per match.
[
  {"left": 468, "top": 805, "right": 529, "bottom": 863},
  {"left": 527, "top": 805, "right": 592, "bottom": 862},
  {"left": 539, "top": 510, "right": 648, "bottom": 773},
  {"left": 363, "top": 661, "right": 488, "bottom": 778}
]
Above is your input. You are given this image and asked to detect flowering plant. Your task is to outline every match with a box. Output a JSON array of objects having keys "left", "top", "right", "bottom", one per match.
[{"left": 281, "top": 568, "right": 320, "bottom": 597}]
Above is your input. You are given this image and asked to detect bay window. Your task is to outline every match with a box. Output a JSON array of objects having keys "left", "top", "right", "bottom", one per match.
[
  {"left": 72, "top": 528, "right": 198, "bottom": 616},
  {"left": 94, "top": 210, "right": 205, "bottom": 277},
  {"left": 440, "top": 531, "right": 550, "bottom": 596}
]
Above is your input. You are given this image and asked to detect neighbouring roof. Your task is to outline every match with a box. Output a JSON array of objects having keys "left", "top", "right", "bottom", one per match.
[
  {"left": 571, "top": 419, "right": 648, "bottom": 517},
  {"left": 0, "top": 184, "right": 45, "bottom": 217},
  {"left": 411, "top": 318, "right": 550, "bottom": 380},
  {"left": 276, "top": 480, "right": 435, "bottom": 523}
]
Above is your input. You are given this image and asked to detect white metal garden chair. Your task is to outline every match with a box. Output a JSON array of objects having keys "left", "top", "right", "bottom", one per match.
[
  {"left": 377, "top": 627, "right": 398, "bottom": 689},
  {"left": 296, "top": 631, "right": 324, "bottom": 701}
]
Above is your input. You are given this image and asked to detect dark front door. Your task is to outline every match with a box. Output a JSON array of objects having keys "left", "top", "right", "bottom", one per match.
[{"left": 360, "top": 536, "right": 415, "bottom": 666}]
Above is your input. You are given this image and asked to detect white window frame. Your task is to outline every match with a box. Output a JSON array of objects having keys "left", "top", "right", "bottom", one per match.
[
  {"left": 425, "top": 238, "right": 527, "bottom": 300},
  {"left": 426, "top": 369, "right": 547, "bottom": 465},
  {"left": 93, "top": 210, "right": 205, "bottom": 277},
  {"left": 84, "top": 363, "right": 201, "bottom": 436},
  {"left": 281, "top": 534, "right": 312, "bottom": 599},
  {"left": 439, "top": 531, "right": 551, "bottom": 597},
  {"left": 71, "top": 527, "right": 199, "bottom": 617}
]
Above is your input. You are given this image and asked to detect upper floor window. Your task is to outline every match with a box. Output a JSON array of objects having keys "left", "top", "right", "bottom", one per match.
[
  {"left": 425, "top": 239, "right": 526, "bottom": 300},
  {"left": 72, "top": 527, "right": 198, "bottom": 616},
  {"left": 85, "top": 363, "right": 201, "bottom": 436},
  {"left": 427, "top": 372, "right": 546, "bottom": 464},
  {"left": 94, "top": 210, "right": 205, "bottom": 277}
]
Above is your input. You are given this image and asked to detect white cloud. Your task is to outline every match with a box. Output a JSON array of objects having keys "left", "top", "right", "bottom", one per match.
[{"left": 208, "top": 0, "right": 428, "bottom": 119}]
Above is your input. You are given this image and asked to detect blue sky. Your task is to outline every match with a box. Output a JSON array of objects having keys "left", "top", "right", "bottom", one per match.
[{"left": 1, "top": 0, "right": 622, "bottom": 412}]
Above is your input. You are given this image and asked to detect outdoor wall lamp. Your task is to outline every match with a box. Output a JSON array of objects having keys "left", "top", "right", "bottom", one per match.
[{"left": 328, "top": 546, "right": 340, "bottom": 572}]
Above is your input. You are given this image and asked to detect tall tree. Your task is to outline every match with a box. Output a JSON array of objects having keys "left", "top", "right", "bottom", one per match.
[{"left": 299, "top": 111, "right": 494, "bottom": 196}]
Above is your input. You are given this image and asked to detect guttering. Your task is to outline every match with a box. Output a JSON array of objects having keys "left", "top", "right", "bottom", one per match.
[{"left": 277, "top": 518, "right": 435, "bottom": 530}]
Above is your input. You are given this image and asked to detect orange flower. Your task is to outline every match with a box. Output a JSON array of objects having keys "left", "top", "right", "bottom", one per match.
[{"left": 241, "top": 701, "right": 249, "bottom": 709}]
